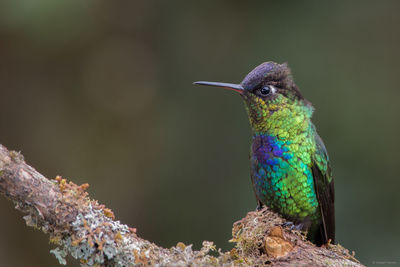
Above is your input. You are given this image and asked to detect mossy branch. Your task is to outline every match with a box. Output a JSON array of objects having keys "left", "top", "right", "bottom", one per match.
[{"left": 0, "top": 144, "right": 363, "bottom": 266}]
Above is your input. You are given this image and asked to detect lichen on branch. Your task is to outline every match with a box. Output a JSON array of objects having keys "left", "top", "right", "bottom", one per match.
[{"left": 0, "top": 144, "right": 363, "bottom": 266}]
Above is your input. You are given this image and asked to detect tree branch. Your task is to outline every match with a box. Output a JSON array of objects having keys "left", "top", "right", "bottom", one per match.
[{"left": 0, "top": 144, "right": 363, "bottom": 266}]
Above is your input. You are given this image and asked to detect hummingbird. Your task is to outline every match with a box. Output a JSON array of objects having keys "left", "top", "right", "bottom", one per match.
[{"left": 194, "top": 61, "right": 335, "bottom": 246}]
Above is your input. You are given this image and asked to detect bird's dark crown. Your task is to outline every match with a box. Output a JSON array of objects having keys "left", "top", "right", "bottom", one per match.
[{"left": 240, "top": 61, "right": 304, "bottom": 100}]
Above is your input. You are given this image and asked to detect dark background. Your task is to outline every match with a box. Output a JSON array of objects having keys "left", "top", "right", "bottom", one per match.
[{"left": 0, "top": 1, "right": 399, "bottom": 266}]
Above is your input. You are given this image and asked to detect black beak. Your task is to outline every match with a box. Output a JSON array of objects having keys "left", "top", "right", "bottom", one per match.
[{"left": 193, "top": 81, "right": 244, "bottom": 94}]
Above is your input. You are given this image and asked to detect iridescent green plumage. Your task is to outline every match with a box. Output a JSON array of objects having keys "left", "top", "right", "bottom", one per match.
[{"left": 195, "top": 61, "right": 335, "bottom": 245}]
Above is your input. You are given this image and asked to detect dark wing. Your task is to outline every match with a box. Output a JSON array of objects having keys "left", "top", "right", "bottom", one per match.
[{"left": 311, "top": 131, "right": 335, "bottom": 245}]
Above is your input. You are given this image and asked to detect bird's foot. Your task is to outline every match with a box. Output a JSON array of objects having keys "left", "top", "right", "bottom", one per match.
[
  {"left": 256, "top": 201, "right": 264, "bottom": 211},
  {"left": 281, "top": 221, "right": 304, "bottom": 231}
]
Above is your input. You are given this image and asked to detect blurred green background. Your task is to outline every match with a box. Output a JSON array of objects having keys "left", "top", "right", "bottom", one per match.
[{"left": 0, "top": 1, "right": 399, "bottom": 266}]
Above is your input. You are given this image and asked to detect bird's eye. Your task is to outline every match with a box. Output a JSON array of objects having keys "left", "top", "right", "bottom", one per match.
[
  {"left": 260, "top": 86, "right": 271, "bottom": 95},
  {"left": 259, "top": 85, "right": 275, "bottom": 96}
]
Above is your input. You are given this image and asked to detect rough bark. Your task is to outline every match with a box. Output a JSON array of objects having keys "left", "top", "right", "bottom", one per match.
[{"left": 0, "top": 144, "right": 363, "bottom": 266}]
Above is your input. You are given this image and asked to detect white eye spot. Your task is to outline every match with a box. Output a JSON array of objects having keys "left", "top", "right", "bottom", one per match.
[{"left": 270, "top": 85, "right": 277, "bottom": 94}]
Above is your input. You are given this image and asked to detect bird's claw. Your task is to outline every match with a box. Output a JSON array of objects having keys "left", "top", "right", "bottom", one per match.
[{"left": 281, "top": 221, "right": 304, "bottom": 231}]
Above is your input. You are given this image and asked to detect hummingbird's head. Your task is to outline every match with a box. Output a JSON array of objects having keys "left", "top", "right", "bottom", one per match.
[{"left": 194, "top": 61, "right": 313, "bottom": 134}]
